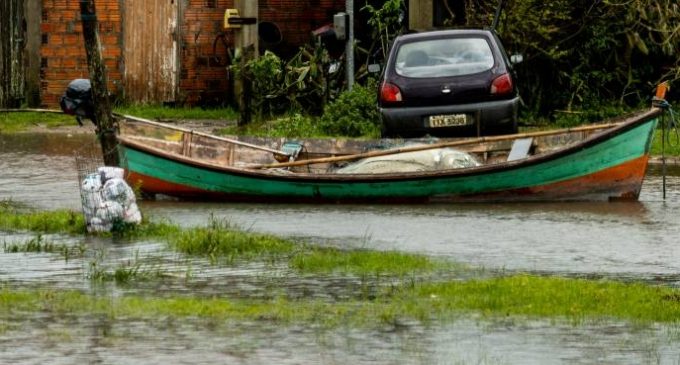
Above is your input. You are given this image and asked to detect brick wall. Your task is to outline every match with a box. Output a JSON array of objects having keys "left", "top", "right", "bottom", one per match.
[
  {"left": 180, "top": 0, "right": 233, "bottom": 106},
  {"left": 40, "top": 0, "right": 122, "bottom": 108},
  {"left": 39, "top": 0, "right": 346, "bottom": 108}
]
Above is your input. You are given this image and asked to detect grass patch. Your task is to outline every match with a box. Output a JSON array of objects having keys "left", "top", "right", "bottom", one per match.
[
  {"left": 3, "top": 235, "right": 86, "bottom": 260},
  {"left": 114, "top": 105, "right": 238, "bottom": 121},
  {"left": 0, "top": 111, "right": 74, "bottom": 133},
  {"left": 215, "top": 113, "right": 326, "bottom": 138},
  {"left": 87, "top": 252, "right": 165, "bottom": 284},
  {"left": 0, "top": 206, "right": 86, "bottom": 235},
  {"left": 169, "top": 218, "right": 444, "bottom": 276},
  {"left": 651, "top": 128, "right": 680, "bottom": 157},
  {"left": 412, "top": 275, "right": 680, "bottom": 324},
  {"left": 3, "top": 275, "right": 680, "bottom": 326},
  {"left": 0, "top": 201, "right": 180, "bottom": 239}
]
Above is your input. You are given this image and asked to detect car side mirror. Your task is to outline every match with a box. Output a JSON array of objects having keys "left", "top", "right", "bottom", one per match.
[
  {"left": 510, "top": 54, "right": 524, "bottom": 64},
  {"left": 368, "top": 64, "right": 381, "bottom": 73}
]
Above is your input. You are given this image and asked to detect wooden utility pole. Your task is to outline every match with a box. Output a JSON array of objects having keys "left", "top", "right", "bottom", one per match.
[
  {"left": 79, "top": 0, "right": 118, "bottom": 166},
  {"left": 234, "top": 0, "right": 258, "bottom": 126}
]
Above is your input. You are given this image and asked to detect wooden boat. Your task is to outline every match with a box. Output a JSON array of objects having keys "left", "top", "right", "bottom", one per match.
[{"left": 115, "top": 107, "right": 663, "bottom": 203}]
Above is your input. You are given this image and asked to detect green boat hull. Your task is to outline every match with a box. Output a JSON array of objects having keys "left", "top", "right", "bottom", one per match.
[{"left": 119, "top": 112, "right": 659, "bottom": 203}]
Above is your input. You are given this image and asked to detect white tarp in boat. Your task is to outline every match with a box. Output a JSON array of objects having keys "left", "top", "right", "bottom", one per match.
[{"left": 336, "top": 147, "right": 480, "bottom": 174}]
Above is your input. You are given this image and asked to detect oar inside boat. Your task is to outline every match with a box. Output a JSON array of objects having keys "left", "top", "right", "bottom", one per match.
[{"left": 249, "top": 123, "right": 622, "bottom": 170}]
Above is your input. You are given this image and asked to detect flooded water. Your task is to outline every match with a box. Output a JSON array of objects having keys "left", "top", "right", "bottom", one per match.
[{"left": 2, "top": 132, "right": 680, "bottom": 364}]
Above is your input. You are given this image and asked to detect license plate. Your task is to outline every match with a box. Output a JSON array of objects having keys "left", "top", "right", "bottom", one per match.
[{"left": 428, "top": 114, "right": 469, "bottom": 128}]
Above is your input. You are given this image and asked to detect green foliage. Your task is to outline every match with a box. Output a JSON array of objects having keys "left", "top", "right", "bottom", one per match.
[
  {"left": 361, "top": 0, "right": 405, "bottom": 63},
  {"left": 484, "top": 0, "right": 680, "bottom": 115},
  {"left": 317, "top": 82, "right": 382, "bottom": 137},
  {"left": 550, "top": 103, "right": 632, "bottom": 128},
  {"left": 268, "top": 113, "right": 322, "bottom": 138},
  {"left": 234, "top": 43, "right": 337, "bottom": 119}
]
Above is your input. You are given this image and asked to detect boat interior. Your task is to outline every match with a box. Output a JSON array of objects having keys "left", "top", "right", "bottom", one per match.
[{"left": 116, "top": 113, "right": 637, "bottom": 175}]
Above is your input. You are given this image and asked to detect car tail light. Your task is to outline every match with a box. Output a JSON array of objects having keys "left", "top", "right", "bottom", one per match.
[
  {"left": 490, "top": 73, "right": 513, "bottom": 95},
  {"left": 380, "top": 82, "right": 402, "bottom": 103}
]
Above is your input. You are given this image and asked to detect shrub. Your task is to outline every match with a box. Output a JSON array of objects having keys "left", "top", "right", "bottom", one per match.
[{"left": 317, "top": 83, "right": 382, "bottom": 138}]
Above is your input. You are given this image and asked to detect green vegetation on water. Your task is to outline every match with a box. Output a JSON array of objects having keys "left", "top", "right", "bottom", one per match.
[
  {"left": 3, "top": 204, "right": 680, "bottom": 326},
  {"left": 0, "top": 205, "right": 86, "bottom": 235},
  {"left": 2, "top": 275, "right": 680, "bottom": 326},
  {"left": 3, "top": 235, "right": 86, "bottom": 260}
]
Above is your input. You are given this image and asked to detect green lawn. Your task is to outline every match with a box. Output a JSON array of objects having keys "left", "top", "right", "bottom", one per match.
[
  {"left": 0, "top": 111, "right": 74, "bottom": 133},
  {"left": 651, "top": 129, "right": 680, "bottom": 157}
]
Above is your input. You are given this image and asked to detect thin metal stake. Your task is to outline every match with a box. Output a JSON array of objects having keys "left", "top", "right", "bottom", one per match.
[{"left": 662, "top": 111, "right": 667, "bottom": 200}]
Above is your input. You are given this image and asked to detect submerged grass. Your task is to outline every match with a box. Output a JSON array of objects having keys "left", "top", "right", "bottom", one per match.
[
  {"left": 0, "top": 207, "right": 440, "bottom": 277},
  {"left": 3, "top": 235, "right": 86, "bottom": 260},
  {"left": 170, "top": 220, "right": 295, "bottom": 263},
  {"left": 3, "top": 275, "right": 680, "bottom": 326},
  {"left": 5, "top": 207, "right": 680, "bottom": 326},
  {"left": 169, "top": 218, "right": 444, "bottom": 276}
]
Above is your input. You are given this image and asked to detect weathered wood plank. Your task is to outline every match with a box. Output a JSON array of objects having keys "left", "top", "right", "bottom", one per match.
[{"left": 122, "top": 0, "right": 178, "bottom": 104}]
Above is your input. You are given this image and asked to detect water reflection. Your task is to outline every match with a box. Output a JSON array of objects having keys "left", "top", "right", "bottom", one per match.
[{"left": 0, "top": 315, "right": 678, "bottom": 365}]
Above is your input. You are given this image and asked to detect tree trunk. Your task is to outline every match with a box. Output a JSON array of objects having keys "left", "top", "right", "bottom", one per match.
[
  {"left": 79, "top": 0, "right": 119, "bottom": 166},
  {"left": 0, "top": 0, "right": 25, "bottom": 108}
]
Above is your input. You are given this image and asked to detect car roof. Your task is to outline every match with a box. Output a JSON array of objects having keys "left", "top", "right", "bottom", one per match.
[{"left": 396, "top": 29, "right": 494, "bottom": 42}]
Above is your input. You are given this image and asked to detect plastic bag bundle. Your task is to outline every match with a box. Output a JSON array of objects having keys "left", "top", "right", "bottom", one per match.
[
  {"left": 103, "top": 178, "right": 135, "bottom": 207},
  {"left": 97, "top": 166, "right": 125, "bottom": 181},
  {"left": 79, "top": 168, "right": 142, "bottom": 232}
]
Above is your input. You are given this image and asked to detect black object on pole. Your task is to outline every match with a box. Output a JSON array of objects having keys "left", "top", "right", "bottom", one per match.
[{"left": 79, "top": 0, "right": 119, "bottom": 166}]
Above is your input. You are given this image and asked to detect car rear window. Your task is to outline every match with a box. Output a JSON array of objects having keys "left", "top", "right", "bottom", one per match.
[{"left": 394, "top": 37, "right": 494, "bottom": 78}]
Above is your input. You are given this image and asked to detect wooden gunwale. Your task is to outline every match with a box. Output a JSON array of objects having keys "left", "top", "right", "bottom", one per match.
[
  {"left": 117, "top": 108, "right": 661, "bottom": 184},
  {"left": 115, "top": 113, "right": 289, "bottom": 157}
]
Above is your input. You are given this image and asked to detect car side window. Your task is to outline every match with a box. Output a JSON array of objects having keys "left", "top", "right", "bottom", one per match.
[{"left": 395, "top": 38, "right": 494, "bottom": 78}]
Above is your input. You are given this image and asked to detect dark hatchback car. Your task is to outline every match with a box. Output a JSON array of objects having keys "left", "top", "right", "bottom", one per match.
[{"left": 378, "top": 29, "right": 520, "bottom": 137}]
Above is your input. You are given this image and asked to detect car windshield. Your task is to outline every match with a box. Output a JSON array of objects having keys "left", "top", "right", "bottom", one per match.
[{"left": 395, "top": 37, "right": 494, "bottom": 78}]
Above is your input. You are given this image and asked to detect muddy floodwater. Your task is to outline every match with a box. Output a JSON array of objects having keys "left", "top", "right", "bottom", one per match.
[{"left": 2, "top": 132, "right": 680, "bottom": 364}]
